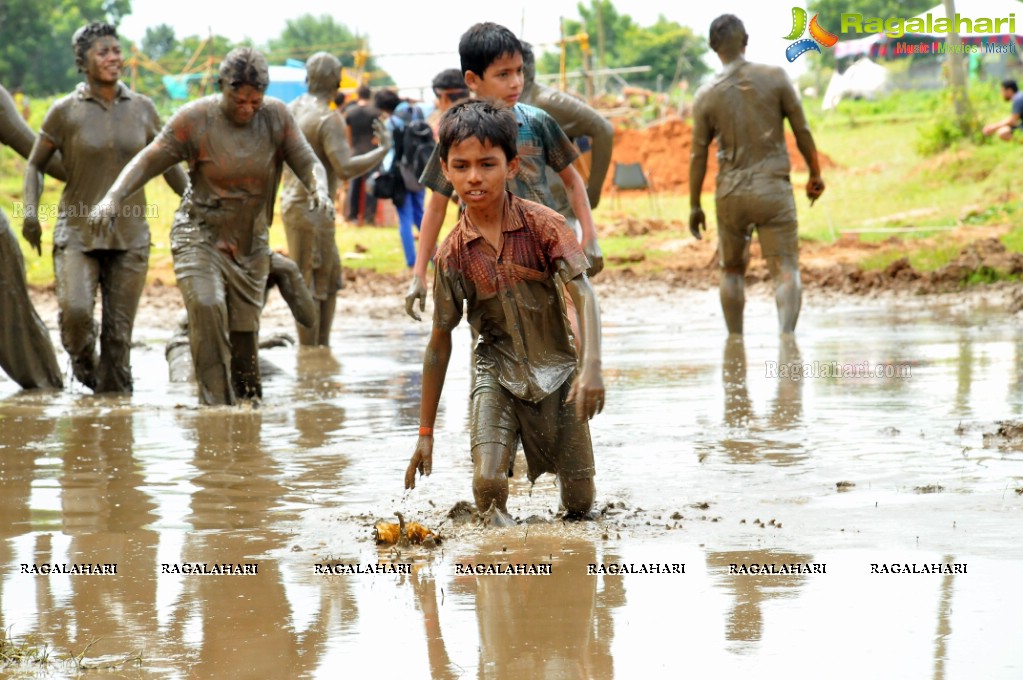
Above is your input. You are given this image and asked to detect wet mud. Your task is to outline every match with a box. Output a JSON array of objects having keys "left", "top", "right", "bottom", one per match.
[{"left": 1, "top": 284, "right": 1022, "bottom": 677}]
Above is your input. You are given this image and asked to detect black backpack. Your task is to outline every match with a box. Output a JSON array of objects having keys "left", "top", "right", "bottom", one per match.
[{"left": 395, "top": 105, "right": 436, "bottom": 180}]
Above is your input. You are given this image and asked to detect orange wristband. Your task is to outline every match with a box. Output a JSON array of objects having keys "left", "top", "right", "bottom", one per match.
[{"left": 419, "top": 426, "right": 433, "bottom": 437}]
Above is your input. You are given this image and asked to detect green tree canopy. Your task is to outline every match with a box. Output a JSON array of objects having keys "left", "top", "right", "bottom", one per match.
[
  {"left": 266, "top": 14, "right": 393, "bottom": 86},
  {"left": 141, "top": 23, "right": 177, "bottom": 61},
  {"left": 0, "top": 0, "right": 132, "bottom": 95},
  {"left": 537, "top": 0, "right": 708, "bottom": 90}
]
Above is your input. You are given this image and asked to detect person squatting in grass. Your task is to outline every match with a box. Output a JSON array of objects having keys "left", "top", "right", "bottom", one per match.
[
  {"left": 24, "top": 22, "right": 189, "bottom": 394},
  {"left": 403, "top": 100, "right": 605, "bottom": 526},
  {"left": 88, "top": 47, "right": 331, "bottom": 405}
]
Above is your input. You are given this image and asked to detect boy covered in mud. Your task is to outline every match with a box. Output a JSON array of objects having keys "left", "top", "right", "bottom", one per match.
[{"left": 403, "top": 101, "right": 604, "bottom": 525}]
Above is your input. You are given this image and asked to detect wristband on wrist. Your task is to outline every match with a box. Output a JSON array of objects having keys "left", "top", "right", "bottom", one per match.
[{"left": 419, "top": 426, "right": 433, "bottom": 437}]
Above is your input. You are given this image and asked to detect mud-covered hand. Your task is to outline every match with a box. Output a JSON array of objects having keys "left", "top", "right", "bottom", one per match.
[
  {"left": 583, "top": 237, "right": 604, "bottom": 278},
  {"left": 689, "top": 206, "right": 706, "bottom": 240},
  {"left": 405, "top": 273, "right": 427, "bottom": 321},
  {"left": 372, "top": 117, "right": 393, "bottom": 152},
  {"left": 404, "top": 435, "right": 434, "bottom": 490},
  {"left": 567, "top": 363, "right": 605, "bottom": 421},
  {"left": 22, "top": 215, "right": 42, "bottom": 256},
  {"left": 87, "top": 197, "right": 119, "bottom": 235},
  {"left": 309, "top": 187, "right": 333, "bottom": 215},
  {"left": 806, "top": 175, "right": 825, "bottom": 204}
]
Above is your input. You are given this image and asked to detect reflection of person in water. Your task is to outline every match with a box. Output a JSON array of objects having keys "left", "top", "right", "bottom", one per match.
[
  {"left": 281, "top": 51, "right": 392, "bottom": 347},
  {"left": 412, "top": 538, "right": 618, "bottom": 678},
  {"left": 0, "top": 85, "right": 65, "bottom": 390},
  {"left": 90, "top": 47, "right": 330, "bottom": 405},
  {"left": 166, "top": 410, "right": 332, "bottom": 677},
  {"left": 706, "top": 549, "right": 812, "bottom": 647},
  {"left": 24, "top": 22, "right": 189, "bottom": 394}
]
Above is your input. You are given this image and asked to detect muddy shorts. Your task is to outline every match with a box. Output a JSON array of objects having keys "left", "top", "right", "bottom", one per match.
[
  {"left": 470, "top": 369, "right": 594, "bottom": 483},
  {"left": 716, "top": 178, "right": 798, "bottom": 270}
]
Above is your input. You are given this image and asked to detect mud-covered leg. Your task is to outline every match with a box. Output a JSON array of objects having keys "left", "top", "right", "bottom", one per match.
[
  {"left": 720, "top": 266, "right": 746, "bottom": 336},
  {"left": 95, "top": 247, "right": 147, "bottom": 393},
  {"left": 560, "top": 475, "right": 595, "bottom": 519},
  {"left": 230, "top": 331, "right": 261, "bottom": 401},
  {"left": 178, "top": 272, "right": 234, "bottom": 405},
  {"left": 54, "top": 246, "right": 100, "bottom": 390},
  {"left": 317, "top": 295, "right": 335, "bottom": 347},
  {"left": 766, "top": 252, "right": 801, "bottom": 335},
  {"left": 471, "top": 442, "right": 516, "bottom": 526}
]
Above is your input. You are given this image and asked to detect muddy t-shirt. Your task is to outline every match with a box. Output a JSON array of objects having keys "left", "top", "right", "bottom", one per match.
[
  {"left": 433, "top": 193, "right": 588, "bottom": 402},
  {"left": 419, "top": 103, "right": 578, "bottom": 215},
  {"left": 691, "top": 57, "right": 810, "bottom": 198},
  {"left": 1012, "top": 91, "right": 1023, "bottom": 127},
  {"left": 40, "top": 82, "right": 162, "bottom": 251},
  {"left": 156, "top": 96, "right": 321, "bottom": 257},
  {"left": 345, "top": 103, "right": 380, "bottom": 154}
]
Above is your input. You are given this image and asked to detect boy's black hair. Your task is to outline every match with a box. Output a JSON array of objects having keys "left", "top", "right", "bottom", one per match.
[
  {"left": 72, "top": 22, "right": 118, "bottom": 73},
  {"left": 1002, "top": 79, "right": 1019, "bottom": 93},
  {"left": 374, "top": 89, "right": 401, "bottom": 113},
  {"left": 357, "top": 84, "right": 372, "bottom": 100},
  {"left": 438, "top": 100, "right": 518, "bottom": 163},
  {"left": 458, "top": 22, "right": 522, "bottom": 79},
  {"left": 432, "top": 68, "right": 469, "bottom": 100}
]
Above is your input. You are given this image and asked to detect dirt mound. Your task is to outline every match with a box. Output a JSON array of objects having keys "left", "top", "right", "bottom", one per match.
[
  {"left": 599, "top": 215, "right": 682, "bottom": 237},
  {"left": 603, "top": 116, "right": 836, "bottom": 195}
]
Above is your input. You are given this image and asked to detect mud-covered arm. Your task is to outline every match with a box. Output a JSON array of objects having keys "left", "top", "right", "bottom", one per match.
[
  {"left": 405, "top": 264, "right": 463, "bottom": 488},
  {"left": 564, "top": 270, "right": 605, "bottom": 420},
  {"left": 779, "top": 74, "right": 824, "bottom": 200},
  {"left": 143, "top": 100, "right": 188, "bottom": 196},
  {"left": 282, "top": 107, "right": 330, "bottom": 206},
  {"left": 102, "top": 141, "right": 183, "bottom": 208},
  {"left": 689, "top": 93, "right": 713, "bottom": 238},
  {"left": 537, "top": 88, "right": 613, "bottom": 208},
  {"left": 322, "top": 113, "right": 392, "bottom": 181},
  {"left": 558, "top": 164, "right": 602, "bottom": 276},
  {"left": 1, "top": 87, "right": 67, "bottom": 181},
  {"left": 22, "top": 127, "right": 62, "bottom": 253}
]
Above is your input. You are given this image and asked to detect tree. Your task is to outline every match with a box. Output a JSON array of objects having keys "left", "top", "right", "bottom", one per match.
[
  {"left": 141, "top": 23, "right": 176, "bottom": 61},
  {"left": 537, "top": 1, "right": 707, "bottom": 90},
  {"left": 266, "top": 14, "right": 392, "bottom": 86},
  {"left": 0, "top": 0, "right": 132, "bottom": 95}
]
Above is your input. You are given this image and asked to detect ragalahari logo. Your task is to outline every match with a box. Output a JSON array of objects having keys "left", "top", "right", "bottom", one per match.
[{"left": 784, "top": 7, "right": 839, "bottom": 61}]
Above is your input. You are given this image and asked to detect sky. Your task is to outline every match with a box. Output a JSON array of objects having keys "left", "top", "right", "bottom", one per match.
[{"left": 117, "top": 0, "right": 809, "bottom": 94}]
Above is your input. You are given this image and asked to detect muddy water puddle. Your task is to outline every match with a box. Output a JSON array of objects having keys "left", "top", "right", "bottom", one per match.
[{"left": 0, "top": 289, "right": 1021, "bottom": 677}]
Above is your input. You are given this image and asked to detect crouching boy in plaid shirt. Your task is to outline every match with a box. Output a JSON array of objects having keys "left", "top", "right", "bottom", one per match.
[{"left": 403, "top": 100, "right": 604, "bottom": 525}]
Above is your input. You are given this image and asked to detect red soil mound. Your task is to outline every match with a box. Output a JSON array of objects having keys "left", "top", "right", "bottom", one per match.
[{"left": 603, "top": 116, "right": 835, "bottom": 195}]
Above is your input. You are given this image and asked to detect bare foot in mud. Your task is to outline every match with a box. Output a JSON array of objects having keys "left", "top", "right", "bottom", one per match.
[
  {"left": 480, "top": 502, "right": 517, "bottom": 527},
  {"left": 563, "top": 509, "right": 600, "bottom": 522}
]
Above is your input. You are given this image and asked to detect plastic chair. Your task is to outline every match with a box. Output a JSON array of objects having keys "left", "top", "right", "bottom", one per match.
[{"left": 610, "top": 162, "right": 659, "bottom": 214}]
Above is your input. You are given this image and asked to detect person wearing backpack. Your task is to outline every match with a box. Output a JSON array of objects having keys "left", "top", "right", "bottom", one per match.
[{"left": 374, "top": 89, "right": 433, "bottom": 271}]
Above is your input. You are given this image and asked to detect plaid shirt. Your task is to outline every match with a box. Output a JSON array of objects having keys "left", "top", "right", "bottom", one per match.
[
  {"left": 433, "top": 193, "right": 588, "bottom": 402},
  {"left": 419, "top": 103, "right": 578, "bottom": 215}
]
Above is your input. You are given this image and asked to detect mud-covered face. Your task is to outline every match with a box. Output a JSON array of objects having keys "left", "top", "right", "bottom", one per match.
[
  {"left": 441, "top": 137, "right": 519, "bottom": 212},
  {"left": 85, "top": 36, "right": 122, "bottom": 85},
  {"left": 220, "top": 84, "right": 265, "bottom": 125}
]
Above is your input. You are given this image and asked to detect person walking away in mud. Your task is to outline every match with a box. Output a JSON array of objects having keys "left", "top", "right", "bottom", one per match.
[
  {"left": 344, "top": 84, "right": 384, "bottom": 225},
  {"left": 689, "top": 14, "right": 825, "bottom": 336},
  {"left": 88, "top": 47, "right": 331, "bottom": 405},
  {"left": 982, "top": 79, "right": 1023, "bottom": 142},
  {"left": 23, "top": 22, "right": 188, "bottom": 394},
  {"left": 0, "top": 84, "right": 66, "bottom": 390},
  {"left": 281, "top": 52, "right": 392, "bottom": 347},
  {"left": 404, "top": 23, "right": 603, "bottom": 321},
  {"left": 404, "top": 101, "right": 604, "bottom": 525},
  {"left": 519, "top": 41, "right": 613, "bottom": 214}
]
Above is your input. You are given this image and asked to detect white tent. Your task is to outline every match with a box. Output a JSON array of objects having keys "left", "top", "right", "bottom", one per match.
[{"left": 822, "top": 57, "right": 890, "bottom": 111}]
